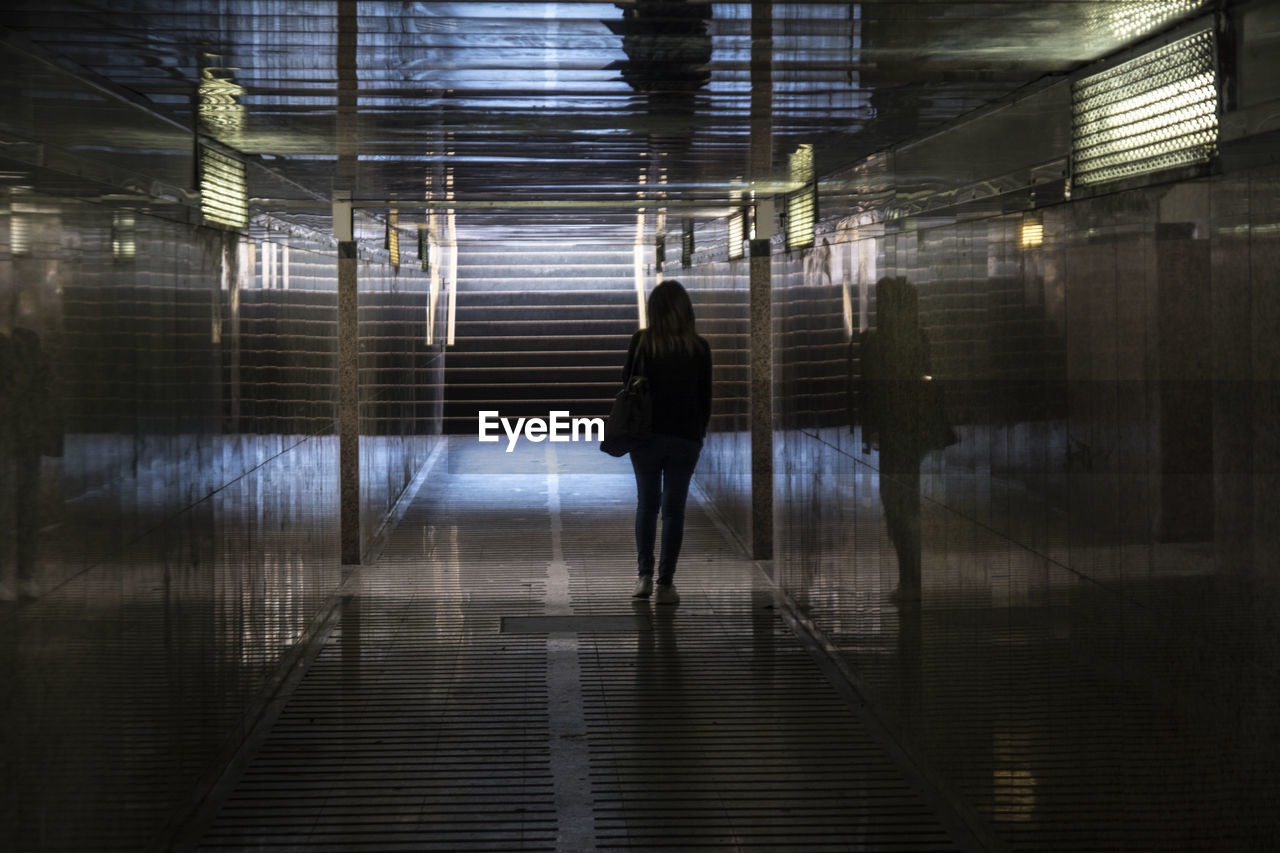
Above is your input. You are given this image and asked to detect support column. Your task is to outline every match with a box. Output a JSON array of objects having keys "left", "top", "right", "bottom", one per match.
[
  {"left": 336, "top": 193, "right": 359, "bottom": 566},
  {"left": 749, "top": 0, "right": 774, "bottom": 560},
  {"left": 336, "top": 0, "right": 360, "bottom": 566}
]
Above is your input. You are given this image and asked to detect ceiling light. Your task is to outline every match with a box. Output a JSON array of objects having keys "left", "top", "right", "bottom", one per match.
[
  {"left": 786, "top": 144, "right": 816, "bottom": 251},
  {"left": 200, "top": 146, "right": 248, "bottom": 229},
  {"left": 1072, "top": 28, "right": 1218, "bottom": 187}
]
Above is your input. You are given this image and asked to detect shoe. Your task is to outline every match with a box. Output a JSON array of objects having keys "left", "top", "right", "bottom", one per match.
[
  {"left": 654, "top": 584, "right": 680, "bottom": 605},
  {"left": 18, "top": 579, "right": 39, "bottom": 601},
  {"left": 632, "top": 575, "right": 653, "bottom": 598}
]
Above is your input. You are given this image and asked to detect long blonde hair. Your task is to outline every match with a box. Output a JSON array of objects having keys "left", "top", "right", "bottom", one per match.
[{"left": 643, "top": 279, "right": 699, "bottom": 357}]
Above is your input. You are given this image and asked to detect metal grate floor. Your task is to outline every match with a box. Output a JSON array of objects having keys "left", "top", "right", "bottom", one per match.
[{"left": 193, "top": 443, "right": 966, "bottom": 851}]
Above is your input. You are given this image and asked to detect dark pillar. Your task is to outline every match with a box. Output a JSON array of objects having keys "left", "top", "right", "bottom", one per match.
[
  {"left": 336, "top": 1, "right": 360, "bottom": 565},
  {"left": 1156, "top": 222, "right": 1214, "bottom": 542},
  {"left": 749, "top": 0, "right": 774, "bottom": 560}
]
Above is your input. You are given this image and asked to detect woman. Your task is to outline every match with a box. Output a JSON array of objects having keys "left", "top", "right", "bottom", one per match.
[{"left": 623, "top": 280, "right": 712, "bottom": 605}]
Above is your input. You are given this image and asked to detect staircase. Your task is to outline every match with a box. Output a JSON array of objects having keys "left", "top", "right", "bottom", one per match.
[{"left": 444, "top": 243, "right": 641, "bottom": 435}]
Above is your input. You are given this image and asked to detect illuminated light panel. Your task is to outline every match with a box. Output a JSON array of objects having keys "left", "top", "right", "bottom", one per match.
[
  {"left": 728, "top": 209, "right": 744, "bottom": 260},
  {"left": 1072, "top": 28, "right": 1218, "bottom": 187},
  {"left": 112, "top": 213, "right": 135, "bottom": 260},
  {"left": 11, "top": 213, "right": 30, "bottom": 255},
  {"left": 200, "top": 146, "right": 248, "bottom": 229},
  {"left": 386, "top": 209, "right": 400, "bottom": 267},
  {"left": 1106, "top": 0, "right": 1202, "bottom": 41},
  {"left": 787, "top": 143, "right": 816, "bottom": 251},
  {"left": 1020, "top": 219, "right": 1044, "bottom": 249}
]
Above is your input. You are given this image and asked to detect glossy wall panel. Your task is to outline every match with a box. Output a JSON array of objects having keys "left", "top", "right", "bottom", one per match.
[
  {"left": 672, "top": 158, "right": 1280, "bottom": 844},
  {"left": 680, "top": 247, "right": 752, "bottom": 544},
  {"left": 757, "top": 162, "right": 1280, "bottom": 844},
  {"left": 0, "top": 187, "right": 444, "bottom": 848},
  {"left": 358, "top": 277, "right": 444, "bottom": 551}
]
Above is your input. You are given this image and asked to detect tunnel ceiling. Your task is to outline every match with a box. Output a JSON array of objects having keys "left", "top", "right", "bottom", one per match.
[{"left": 0, "top": 1, "right": 1207, "bottom": 237}]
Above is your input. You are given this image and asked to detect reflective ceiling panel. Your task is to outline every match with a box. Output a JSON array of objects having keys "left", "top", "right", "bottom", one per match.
[{"left": 0, "top": 0, "right": 1209, "bottom": 234}]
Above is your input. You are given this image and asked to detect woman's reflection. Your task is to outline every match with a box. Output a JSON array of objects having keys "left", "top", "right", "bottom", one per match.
[
  {"left": 2, "top": 326, "right": 62, "bottom": 602},
  {"left": 850, "top": 277, "right": 955, "bottom": 606}
]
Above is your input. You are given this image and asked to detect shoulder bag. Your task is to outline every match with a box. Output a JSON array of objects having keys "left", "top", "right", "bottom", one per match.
[{"left": 600, "top": 342, "right": 653, "bottom": 457}]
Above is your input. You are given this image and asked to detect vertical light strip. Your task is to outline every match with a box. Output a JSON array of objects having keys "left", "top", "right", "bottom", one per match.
[
  {"left": 243, "top": 237, "right": 255, "bottom": 290},
  {"left": 425, "top": 217, "right": 438, "bottom": 345},
  {"left": 1072, "top": 27, "right": 1218, "bottom": 187},
  {"left": 634, "top": 209, "right": 648, "bottom": 327},
  {"left": 831, "top": 214, "right": 851, "bottom": 338},
  {"left": 446, "top": 209, "right": 457, "bottom": 346}
]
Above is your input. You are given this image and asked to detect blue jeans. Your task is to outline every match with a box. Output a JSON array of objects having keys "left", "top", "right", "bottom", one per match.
[{"left": 630, "top": 434, "right": 701, "bottom": 585}]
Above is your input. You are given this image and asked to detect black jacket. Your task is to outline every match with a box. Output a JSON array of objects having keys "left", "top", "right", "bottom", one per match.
[{"left": 622, "top": 330, "right": 712, "bottom": 444}]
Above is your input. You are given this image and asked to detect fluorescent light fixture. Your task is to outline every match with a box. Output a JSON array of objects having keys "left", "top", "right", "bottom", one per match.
[
  {"left": 787, "top": 144, "right": 816, "bottom": 251},
  {"left": 200, "top": 145, "right": 248, "bottom": 229},
  {"left": 1072, "top": 28, "right": 1218, "bottom": 187}
]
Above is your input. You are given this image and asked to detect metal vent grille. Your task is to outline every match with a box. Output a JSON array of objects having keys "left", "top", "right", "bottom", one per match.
[
  {"left": 1072, "top": 28, "right": 1218, "bottom": 187},
  {"left": 200, "top": 146, "right": 248, "bottom": 229}
]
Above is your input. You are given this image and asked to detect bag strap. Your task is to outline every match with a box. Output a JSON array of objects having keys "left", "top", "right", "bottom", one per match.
[{"left": 628, "top": 331, "right": 648, "bottom": 380}]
